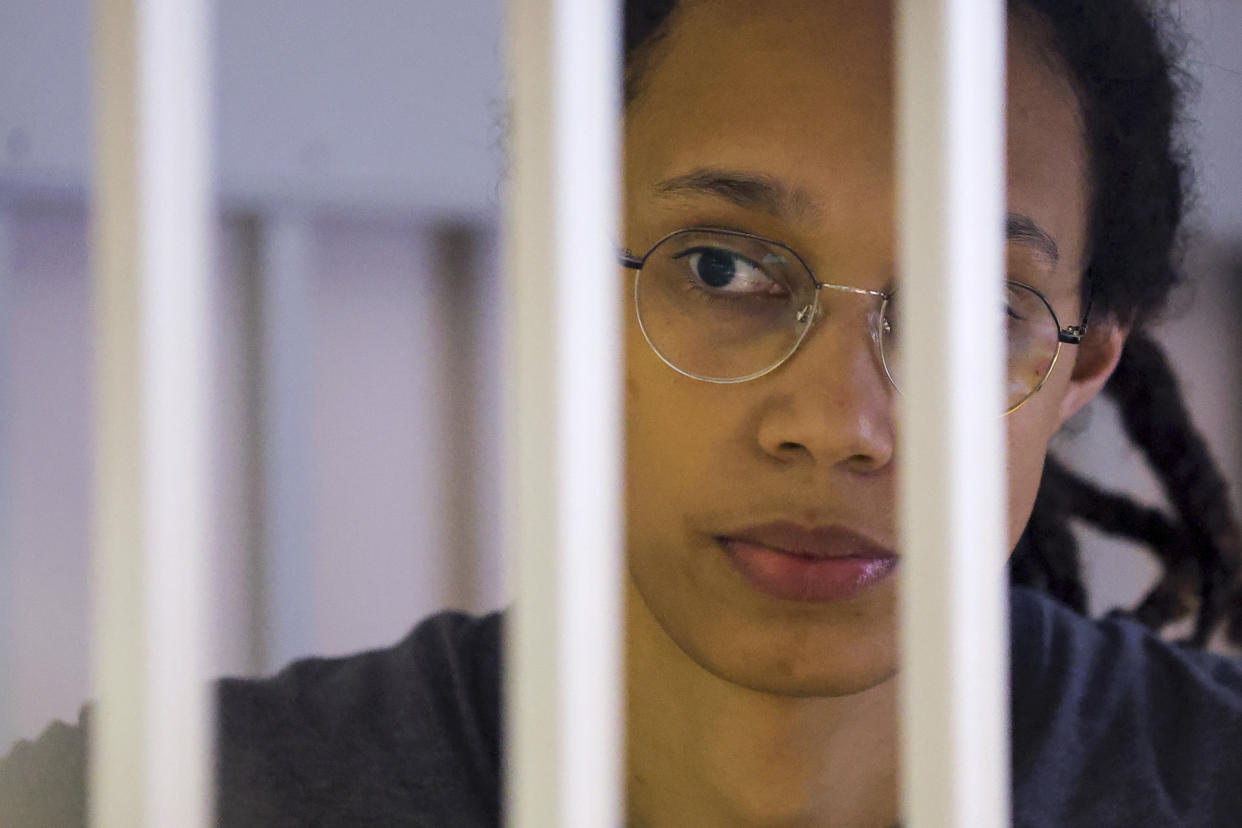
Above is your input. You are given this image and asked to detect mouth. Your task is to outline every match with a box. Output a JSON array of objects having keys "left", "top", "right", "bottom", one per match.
[{"left": 716, "top": 523, "right": 898, "bottom": 603}]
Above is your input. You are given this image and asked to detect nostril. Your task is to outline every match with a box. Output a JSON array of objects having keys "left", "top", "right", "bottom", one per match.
[{"left": 771, "top": 440, "right": 815, "bottom": 464}]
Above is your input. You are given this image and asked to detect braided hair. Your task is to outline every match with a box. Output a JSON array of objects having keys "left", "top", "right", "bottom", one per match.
[
  {"left": 1002, "top": 0, "right": 1242, "bottom": 648},
  {"left": 623, "top": 0, "right": 1242, "bottom": 648}
]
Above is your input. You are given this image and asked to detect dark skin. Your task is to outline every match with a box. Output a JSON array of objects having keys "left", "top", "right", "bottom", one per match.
[{"left": 621, "top": 2, "right": 1126, "bottom": 825}]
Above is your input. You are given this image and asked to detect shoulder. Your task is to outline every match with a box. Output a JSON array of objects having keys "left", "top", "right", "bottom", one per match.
[
  {"left": 218, "top": 609, "right": 504, "bottom": 826},
  {"left": 1010, "top": 586, "right": 1242, "bottom": 827},
  {"left": 219, "top": 609, "right": 503, "bottom": 755},
  {"left": 0, "top": 610, "right": 505, "bottom": 828},
  {"left": 0, "top": 710, "right": 89, "bottom": 827}
]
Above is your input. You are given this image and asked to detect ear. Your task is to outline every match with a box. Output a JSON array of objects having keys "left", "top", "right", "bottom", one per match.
[{"left": 1056, "top": 319, "right": 1128, "bottom": 427}]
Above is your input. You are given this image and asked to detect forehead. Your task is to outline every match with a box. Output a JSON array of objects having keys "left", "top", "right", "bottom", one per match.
[
  {"left": 625, "top": 0, "right": 1090, "bottom": 273},
  {"left": 628, "top": 1, "right": 896, "bottom": 201}
]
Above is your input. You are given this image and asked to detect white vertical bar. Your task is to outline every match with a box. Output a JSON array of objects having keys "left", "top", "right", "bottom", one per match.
[
  {"left": 897, "top": 1, "right": 1010, "bottom": 826},
  {"left": 90, "top": 0, "right": 213, "bottom": 825},
  {"left": 503, "top": 0, "right": 623, "bottom": 825},
  {"left": 257, "top": 211, "right": 315, "bottom": 670}
]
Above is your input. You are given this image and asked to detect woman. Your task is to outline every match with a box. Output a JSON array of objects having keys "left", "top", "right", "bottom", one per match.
[
  {"left": 4, "top": 0, "right": 1242, "bottom": 825},
  {"left": 620, "top": 0, "right": 1242, "bottom": 825}
]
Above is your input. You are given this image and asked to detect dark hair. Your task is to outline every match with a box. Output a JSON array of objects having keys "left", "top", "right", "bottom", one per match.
[{"left": 623, "top": 0, "right": 1242, "bottom": 647}]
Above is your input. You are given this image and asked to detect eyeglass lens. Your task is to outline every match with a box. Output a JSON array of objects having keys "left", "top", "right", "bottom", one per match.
[
  {"left": 634, "top": 229, "right": 1063, "bottom": 409},
  {"left": 878, "top": 282, "right": 1062, "bottom": 411},
  {"left": 634, "top": 230, "right": 817, "bottom": 381}
]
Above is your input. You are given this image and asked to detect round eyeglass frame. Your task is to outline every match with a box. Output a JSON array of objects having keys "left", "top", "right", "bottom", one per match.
[{"left": 618, "top": 227, "right": 1092, "bottom": 415}]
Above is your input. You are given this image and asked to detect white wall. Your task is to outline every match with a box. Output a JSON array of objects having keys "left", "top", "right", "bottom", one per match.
[
  {"left": 0, "top": 0, "right": 504, "bottom": 212},
  {"left": 1, "top": 203, "right": 94, "bottom": 750},
  {"left": 0, "top": 202, "right": 508, "bottom": 750}
]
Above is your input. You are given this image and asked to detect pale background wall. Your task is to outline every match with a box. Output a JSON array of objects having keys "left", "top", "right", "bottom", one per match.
[
  {"left": 1, "top": 0, "right": 1240, "bottom": 752},
  {"left": 0, "top": 0, "right": 508, "bottom": 749}
]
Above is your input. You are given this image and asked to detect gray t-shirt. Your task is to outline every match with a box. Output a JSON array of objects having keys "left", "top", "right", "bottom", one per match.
[
  {"left": 1, "top": 611, "right": 503, "bottom": 828},
  {"left": 3, "top": 588, "right": 1242, "bottom": 826}
]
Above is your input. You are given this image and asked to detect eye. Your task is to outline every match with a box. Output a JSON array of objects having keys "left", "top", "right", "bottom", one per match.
[
  {"left": 674, "top": 246, "right": 787, "bottom": 296},
  {"left": 1005, "top": 282, "right": 1049, "bottom": 323},
  {"left": 1003, "top": 287, "right": 1025, "bottom": 321}
]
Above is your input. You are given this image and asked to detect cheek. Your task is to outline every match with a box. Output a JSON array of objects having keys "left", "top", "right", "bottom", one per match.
[
  {"left": 1004, "top": 405, "right": 1060, "bottom": 551},
  {"left": 625, "top": 331, "right": 738, "bottom": 482},
  {"left": 622, "top": 299, "right": 765, "bottom": 596},
  {"left": 624, "top": 302, "right": 714, "bottom": 525}
]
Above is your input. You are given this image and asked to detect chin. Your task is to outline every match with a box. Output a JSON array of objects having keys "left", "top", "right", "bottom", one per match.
[
  {"left": 653, "top": 597, "right": 902, "bottom": 698},
  {"left": 691, "top": 637, "right": 900, "bottom": 698},
  {"left": 628, "top": 538, "right": 902, "bottom": 698}
]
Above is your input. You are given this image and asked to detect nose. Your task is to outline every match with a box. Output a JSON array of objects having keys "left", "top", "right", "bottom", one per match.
[{"left": 754, "top": 302, "right": 896, "bottom": 473}]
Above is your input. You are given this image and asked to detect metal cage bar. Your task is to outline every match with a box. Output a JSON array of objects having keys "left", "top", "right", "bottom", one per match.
[
  {"left": 502, "top": 0, "right": 624, "bottom": 826},
  {"left": 89, "top": 0, "right": 213, "bottom": 824},
  {"left": 897, "top": 0, "right": 1011, "bottom": 825}
]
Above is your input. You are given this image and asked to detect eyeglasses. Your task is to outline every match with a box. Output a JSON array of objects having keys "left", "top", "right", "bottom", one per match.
[{"left": 618, "top": 227, "right": 1090, "bottom": 415}]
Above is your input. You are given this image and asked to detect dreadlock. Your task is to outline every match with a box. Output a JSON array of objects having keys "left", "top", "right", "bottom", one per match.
[
  {"left": 623, "top": 0, "right": 1242, "bottom": 648},
  {"left": 1001, "top": 0, "right": 1242, "bottom": 648},
  {"left": 1015, "top": 330, "right": 1242, "bottom": 647}
]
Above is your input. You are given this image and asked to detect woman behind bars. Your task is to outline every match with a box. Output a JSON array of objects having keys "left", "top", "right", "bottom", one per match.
[{"left": 4, "top": 0, "right": 1242, "bottom": 826}]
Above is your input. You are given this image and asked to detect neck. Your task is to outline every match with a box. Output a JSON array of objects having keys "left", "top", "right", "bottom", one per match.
[{"left": 624, "top": 577, "right": 900, "bottom": 828}]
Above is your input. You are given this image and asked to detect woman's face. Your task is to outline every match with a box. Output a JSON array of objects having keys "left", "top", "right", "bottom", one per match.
[{"left": 623, "top": 0, "right": 1119, "bottom": 696}]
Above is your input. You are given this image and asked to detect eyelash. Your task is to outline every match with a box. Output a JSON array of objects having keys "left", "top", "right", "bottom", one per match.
[{"left": 671, "top": 247, "right": 786, "bottom": 297}]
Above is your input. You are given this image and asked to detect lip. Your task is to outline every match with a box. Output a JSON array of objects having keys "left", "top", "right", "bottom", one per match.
[{"left": 718, "top": 522, "right": 898, "bottom": 602}]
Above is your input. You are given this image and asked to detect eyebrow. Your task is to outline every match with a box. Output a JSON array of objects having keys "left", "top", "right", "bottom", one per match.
[
  {"left": 653, "top": 168, "right": 822, "bottom": 223},
  {"left": 1006, "top": 213, "right": 1060, "bottom": 264},
  {"left": 653, "top": 167, "right": 1060, "bottom": 264}
]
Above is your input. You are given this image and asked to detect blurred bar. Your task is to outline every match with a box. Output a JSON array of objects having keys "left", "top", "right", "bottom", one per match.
[
  {"left": 89, "top": 0, "right": 213, "bottom": 824},
  {"left": 896, "top": 0, "right": 1011, "bottom": 825},
  {"left": 257, "top": 211, "right": 314, "bottom": 670},
  {"left": 0, "top": 206, "right": 13, "bottom": 747},
  {"left": 502, "top": 0, "right": 624, "bottom": 825}
]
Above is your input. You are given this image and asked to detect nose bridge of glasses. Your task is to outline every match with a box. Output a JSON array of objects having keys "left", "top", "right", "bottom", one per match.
[
  {"left": 795, "top": 282, "right": 892, "bottom": 377},
  {"left": 816, "top": 281, "right": 889, "bottom": 300},
  {"left": 801, "top": 281, "right": 888, "bottom": 332}
]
